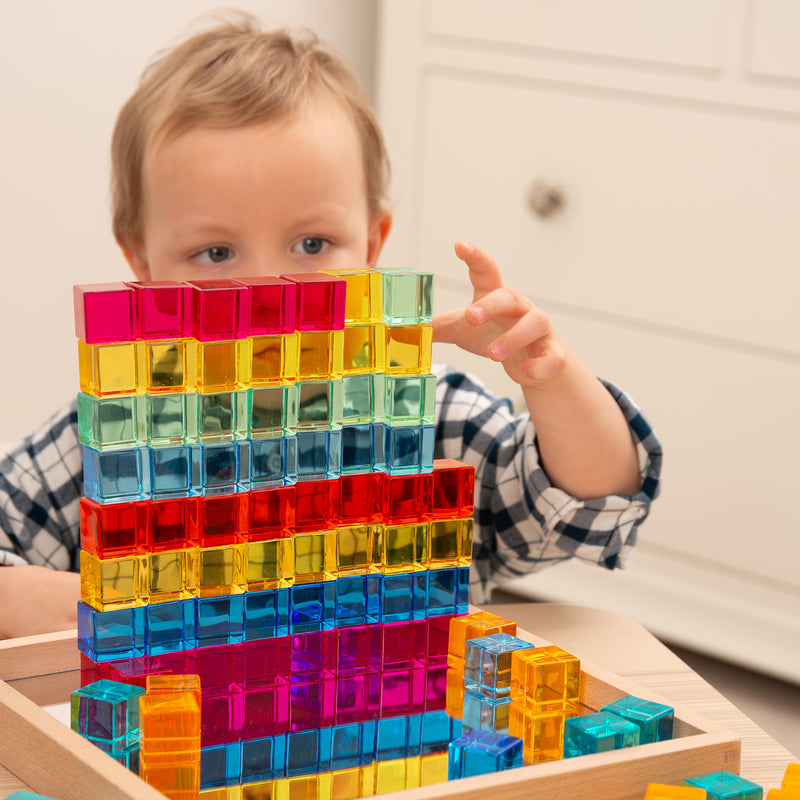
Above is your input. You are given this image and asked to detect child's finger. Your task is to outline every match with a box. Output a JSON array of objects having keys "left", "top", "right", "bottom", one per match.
[
  {"left": 517, "top": 342, "right": 567, "bottom": 383},
  {"left": 486, "top": 307, "right": 552, "bottom": 362},
  {"left": 455, "top": 241, "right": 504, "bottom": 297},
  {"left": 466, "top": 286, "right": 532, "bottom": 326},
  {"left": 432, "top": 307, "right": 468, "bottom": 344}
]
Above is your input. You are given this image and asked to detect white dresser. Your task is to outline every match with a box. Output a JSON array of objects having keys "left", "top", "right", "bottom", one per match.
[{"left": 375, "top": 0, "right": 800, "bottom": 683}]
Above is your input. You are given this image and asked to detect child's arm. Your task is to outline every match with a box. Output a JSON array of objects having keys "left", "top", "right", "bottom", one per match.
[
  {"left": 0, "top": 566, "right": 79, "bottom": 638},
  {"left": 433, "top": 241, "right": 641, "bottom": 500}
]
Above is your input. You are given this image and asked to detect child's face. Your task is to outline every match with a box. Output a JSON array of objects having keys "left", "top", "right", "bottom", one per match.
[{"left": 122, "top": 95, "right": 391, "bottom": 282}]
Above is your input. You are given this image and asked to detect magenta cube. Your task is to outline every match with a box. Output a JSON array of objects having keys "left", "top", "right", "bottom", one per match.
[
  {"left": 281, "top": 273, "right": 346, "bottom": 330},
  {"left": 424, "top": 663, "right": 448, "bottom": 712},
  {"left": 381, "top": 667, "right": 425, "bottom": 717},
  {"left": 202, "top": 686, "right": 244, "bottom": 747},
  {"left": 242, "top": 637, "right": 291, "bottom": 686},
  {"left": 382, "top": 620, "right": 427, "bottom": 670},
  {"left": 74, "top": 282, "right": 136, "bottom": 343},
  {"left": 426, "top": 614, "right": 455, "bottom": 664},
  {"left": 291, "top": 630, "right": 337, "bottom": 680},
  {"left": 239, "top": 277, "right": 297, "bottom": 335},
  {"left": 195, "top": 642, "right": 244, "bottom": 690},
  {"left": 335, "top": 625, "right": 382, "bottom": 676},
  {"left": 187, "top": 279, "right": 248, "bottom": 340},
  {"left": 335, "top": 673, "right": 380, "bottom": 724},
  {"left": 242, "top": 680, "right": 290, "bottom": 738},
  {"left": 127, "top": 280, "right": 191, "bottom": 339},
  {"left": 289, "top": 678, "right": 335, "bottom": 731}
]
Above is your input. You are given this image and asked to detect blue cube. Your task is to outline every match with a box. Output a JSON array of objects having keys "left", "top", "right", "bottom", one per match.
[
  {"left": 83, "top": 446, "right": 147, "bottom": 503},
  {"left": 197, "top": 595, "right": 244, "bottom": 646},
  {"left": 241, "top": 735, "right": 287, "bottom": 782},
  {"left": 464, "top": 632, "right": 536, "bottom": 699},
  {"left": 447, "top": 729, "right": 523, "bottom": 779},
  {"left": 145, "top": 599, "right": 196, "bottom": 655},
  {"left": 243, "top": 588, "right": 290, "bottom": 640},
  {"left": 77, "top": 602, "right": 145, "bottom": 662},
  {"left": 462, "top": 689, "right": 513, "bottom": 734},
  {"left": 290, "top": 581, "right": 335, "bottom": 633},
  {"left": 380, "top": 572, "right": 426, "bottom": 622}
]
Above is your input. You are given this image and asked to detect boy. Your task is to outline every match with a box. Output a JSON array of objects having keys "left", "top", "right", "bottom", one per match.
[{"left": 0, "top": 18, "right": 660, "bottom": 637}]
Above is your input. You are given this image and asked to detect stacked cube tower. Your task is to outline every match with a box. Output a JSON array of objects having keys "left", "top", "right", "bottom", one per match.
[{"left": 74, "top": 270, "right": 473, "bottom": 796}]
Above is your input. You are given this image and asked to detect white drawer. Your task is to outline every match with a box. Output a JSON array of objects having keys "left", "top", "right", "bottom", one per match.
[
  {"left": 425, "top": 0, "right": 726, "bottom": 70},
  {"left": 414, "top": 71, "right": 800, "bottom": 355}
]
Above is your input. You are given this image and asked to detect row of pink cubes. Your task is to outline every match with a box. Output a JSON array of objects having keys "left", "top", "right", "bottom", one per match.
[{"left": 74, "top": 270, "right": 431, "bottom": 344}]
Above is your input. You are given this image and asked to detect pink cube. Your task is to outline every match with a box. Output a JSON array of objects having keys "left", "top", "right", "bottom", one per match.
[
  {"left": 74, "top": 282, "right": 136, "bottom": 343},
  {"left": 238, "top": 277, "right": 297, "bottom": 335},
  {"left": 127, "top": 281, "right": 191, "bottom": 339},
  {"left": 187, "top": 279, "right": 248, "bottom": 340},
  {"left": 281, "top": 273, "right": 346, "bottom": 331}
]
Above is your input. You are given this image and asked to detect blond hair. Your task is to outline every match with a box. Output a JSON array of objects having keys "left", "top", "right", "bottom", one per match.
[{"left": 111, "top": 14, "right": 390, "bottom": 243}]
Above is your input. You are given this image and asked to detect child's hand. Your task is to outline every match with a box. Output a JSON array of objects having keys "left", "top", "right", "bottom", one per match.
[
  {"left": 433, "top": 241, "right": 566, "bottom": 387},
  {"left": 0, "top": 566, "right": 79, "bottom": 638}
]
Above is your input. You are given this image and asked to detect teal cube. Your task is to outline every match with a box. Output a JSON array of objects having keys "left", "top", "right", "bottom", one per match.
[
  {"left": 383, "top": 374, "right": 436, "bottom": 425},
  {"left": 298, "top": 380, "right": 343, "bottom": 430},
  {"left": 197, "top": 389, "right": 247, "bottom": 442},
  {"left": 249, "top": 385, "right": 298, "bottom": 437},
  {"left": 685, "top": 770, "right": 763, "bottom": 800},
  {"left": 70, "top": 679, "right": 146, "bottom": 752},
  {"left": 602, "top": 695, "right": 674, "bottom": 743},
  {"left": 564, "top": 711, "right": 640, "bottom": 757},
  {"left": 342, "top": 374, "right": 384, "bottom": 423},
  {"left": 77, "top": 393, "right": 144, "bottom": 450},
  {"left": 147, "top": 392, "right": 193, "bottom": 446},
  {"left": 378, "top": 268, "right": 433, "bottom": 324}
]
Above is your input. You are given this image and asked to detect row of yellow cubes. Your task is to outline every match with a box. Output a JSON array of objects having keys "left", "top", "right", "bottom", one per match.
[
  {"left": 79, "top": 326, "right": 433, "bottom": 397},
  {"left": 198, "top": 753, "right": 449, "bottom": 800},
  {"left": 81, "top": 518, "right": 473, "bottom": 610}
]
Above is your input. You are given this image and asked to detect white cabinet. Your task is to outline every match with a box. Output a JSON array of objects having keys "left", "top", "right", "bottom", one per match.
[{"left": 376, "top": 0, "right": 800, "bottom": 683}]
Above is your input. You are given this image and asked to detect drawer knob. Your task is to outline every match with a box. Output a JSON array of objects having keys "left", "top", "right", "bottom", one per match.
[{"left": 527, "top": 180, "right": 565, "bottom": 218}]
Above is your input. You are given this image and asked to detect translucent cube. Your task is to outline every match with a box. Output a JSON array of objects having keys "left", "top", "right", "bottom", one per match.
[
  {"left": 71, "top": 679, "right": 145, "bottom": 751},
  {"left": 564, "top": 711, "right": 640, "bottom": 757},
  {"left": 464, "top": 632, "right": 537, "bottom": 699},
  {"left": 684, "top": 770, "right": 764, "bottom": 800},
  {"left": 602, "top": 695, "right": 674, "bottom": 744},
  {"left": 447, "top": 729, "right": 523, "bottom": 779}
]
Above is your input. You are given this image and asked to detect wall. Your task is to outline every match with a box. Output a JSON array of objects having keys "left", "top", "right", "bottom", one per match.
[{"left": 0, "top": 0, "right": 377, "bottom": 453}]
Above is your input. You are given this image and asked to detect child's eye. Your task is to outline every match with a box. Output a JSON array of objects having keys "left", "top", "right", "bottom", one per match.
[
  {"left": 293, "top": 237, "right": 330, "bottom": 256},
  {"left": 193, "top": 246, "right": 234, "bottom": 264}
]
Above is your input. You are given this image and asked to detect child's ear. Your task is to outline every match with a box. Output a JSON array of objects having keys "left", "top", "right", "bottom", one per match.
[
  {"left": 366, "top": 210, "right": 393, "bottom": 267},
  {"left": 118, "top": 235, "right": 152, "bottom": 281}
]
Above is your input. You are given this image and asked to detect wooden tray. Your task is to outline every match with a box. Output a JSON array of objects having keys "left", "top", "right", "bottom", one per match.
[{"left": 0, "top": 621, "right": 741, "bottom": 800}]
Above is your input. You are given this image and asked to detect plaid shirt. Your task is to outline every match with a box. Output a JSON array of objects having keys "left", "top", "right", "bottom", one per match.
[{"left": 0, "top": 365, "right": 661, "bottom": 602}]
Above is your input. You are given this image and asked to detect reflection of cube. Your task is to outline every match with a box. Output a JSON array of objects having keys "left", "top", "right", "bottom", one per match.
[
  {"left": 464, "top": 632, "right": 536, "bottom": 699},
  {"left": 644, "top": 785, "right": 709, "bottom": 799},
  {"left": 684, "top": 770, "right": 764, "bottom": 800},
  {"left": 447, "top": 729, "right": 523, "bottom": 779},
  {"left": 71, "top": 679, "right": 145, "bottom": 752},
  {"left": 603, "top": 695, "right": 674, "bottom": 743},
  {"left": 511, "top": 644, "right": 581, "bottom": 713},
  {"left": 564, "top": 711, "right": 640, "bottom": 757}
]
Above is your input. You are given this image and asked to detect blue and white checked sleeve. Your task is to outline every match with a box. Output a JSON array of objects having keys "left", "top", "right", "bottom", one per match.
[
  {"left": 0, "top": 400, "right": 82, "bottom": 570},
  {"left": 432, "top": 364, "right": 662, "bottom": 604}
]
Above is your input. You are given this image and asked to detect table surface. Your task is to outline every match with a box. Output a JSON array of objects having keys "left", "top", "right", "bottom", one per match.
[{"left": 0, "top": 602, "right": 795, "bottom": 798}]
